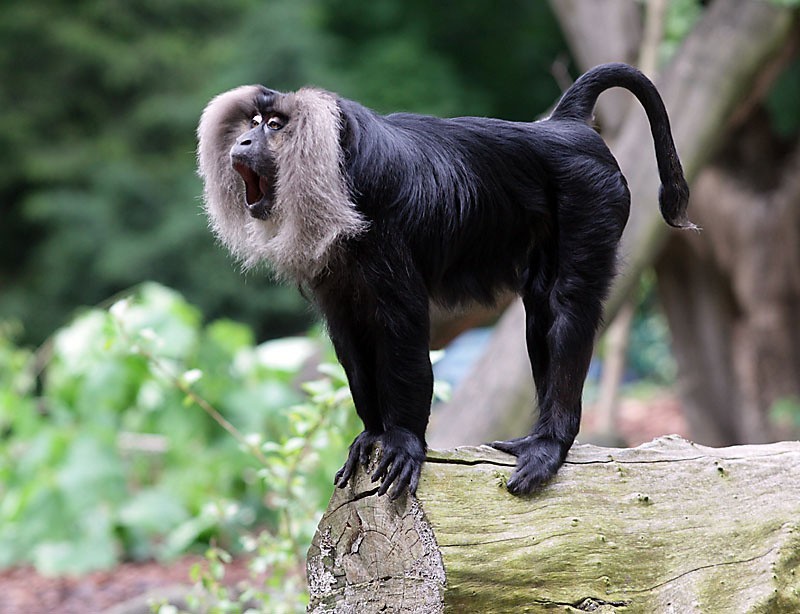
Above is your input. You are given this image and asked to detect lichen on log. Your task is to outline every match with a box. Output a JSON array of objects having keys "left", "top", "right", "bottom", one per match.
[{"left": 307, "top": 435, "right": 800, "bottom": 613}]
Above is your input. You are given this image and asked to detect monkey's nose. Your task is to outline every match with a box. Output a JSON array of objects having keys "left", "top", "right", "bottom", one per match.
[{"left": 230, "top": 140, "right": 252, "bottom": 161}]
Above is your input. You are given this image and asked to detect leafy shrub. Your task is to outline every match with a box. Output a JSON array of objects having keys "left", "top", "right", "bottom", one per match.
[{"left": 0, "top": 283, "right": 359, "bottom": 577}]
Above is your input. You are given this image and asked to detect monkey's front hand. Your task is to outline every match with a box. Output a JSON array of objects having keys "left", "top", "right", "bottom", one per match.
[
  {"left": 490, "top": 434, "right": 570, "bottom": 496},
  {"left": 334, "top": 430, "right": 378, "bottom": 490},
  {"left": 335, "top": 428, "right": 425, "bottom": 500}
]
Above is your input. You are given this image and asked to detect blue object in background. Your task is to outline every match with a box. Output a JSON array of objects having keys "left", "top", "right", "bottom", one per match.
[
  {"left": 432, "top": 327, "right": 494, "bottom": 390},
  {"left": 432, "top": 326, "right": 605, "bottom": 397}
]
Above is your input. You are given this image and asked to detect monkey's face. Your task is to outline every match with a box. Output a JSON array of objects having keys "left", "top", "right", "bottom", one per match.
[
  {"left": 230, "top": 112, "right": 283, "bottom": 220},
  {"left": 198, "top": 85, "right": 367, "bottom": 278}
]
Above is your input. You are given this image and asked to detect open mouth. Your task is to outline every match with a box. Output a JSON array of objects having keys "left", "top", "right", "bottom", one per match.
[{"left": 233, "top": 162, "right": 273, "bottom": 219}]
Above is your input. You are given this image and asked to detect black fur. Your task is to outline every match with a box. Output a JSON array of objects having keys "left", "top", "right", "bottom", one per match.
[{"left": 235, "top": 63, "right": 690, "bottom": 498}]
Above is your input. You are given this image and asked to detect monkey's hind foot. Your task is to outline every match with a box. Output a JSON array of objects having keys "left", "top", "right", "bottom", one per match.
[
  {"left": 334, "top": 428, "right": 425, "bottom": 500},
  {"left": 490, "top": 435, "right": 571, "bottom": 496}
]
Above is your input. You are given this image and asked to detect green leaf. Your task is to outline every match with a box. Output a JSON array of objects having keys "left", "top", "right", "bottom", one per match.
[
  {"left": 56, "top": 435, "right": 126, "bottom": 509},
  {"left": 118, "top": 489, "right": 190, "bottom": 535},
  {"left": 31, "top": 507, "right": 118, "bottom": 575},
  {"left": 162, "top": 514, "right": 219, "bottom": 559},
  {"left": 255, "top": 336, "right": 317, "bottom": 373}
]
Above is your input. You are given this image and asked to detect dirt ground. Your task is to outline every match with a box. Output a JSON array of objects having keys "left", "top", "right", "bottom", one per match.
[
  {"left": 0, "top": 556, "right": 192, "bottom": 614},
  {"left": 0, "top": 555, "right": 263, "bottom": 614},
  {"left": 0, "top": 393, "right": 688, "bottom": 614}
]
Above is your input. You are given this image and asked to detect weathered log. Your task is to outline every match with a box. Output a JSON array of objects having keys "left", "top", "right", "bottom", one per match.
[{"left": 307, "top": 436, "right": 800, "bottom": 613}]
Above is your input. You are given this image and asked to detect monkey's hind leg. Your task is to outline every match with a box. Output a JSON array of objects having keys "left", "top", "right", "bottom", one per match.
[
  {"left": 492, "top": 199, "right": 622, "bottom": 495},
  {"left": 491, "top": 291, "right": 598, "bottom": 494}
]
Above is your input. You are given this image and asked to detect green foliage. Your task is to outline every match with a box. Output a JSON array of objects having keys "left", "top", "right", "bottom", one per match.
[
  {"left": 765, "top": 56, "right": 800, "bottom": 138},
  {"left": 660, "top": 0, "right": 703, "bottom": 65},
  {"left": 0, "top": 283, "right": 359, "bottom": 577},
  {"left": 319, "top": 0, "right": 566, "bottom": 119},
  {"left": 0, "top": 0, "right": 312, "bottom": 344},
  {"left": 0, "top": 322, "right": 37, "bottom": 431},
  {"left": 185, "top": 366, "right": 357, "bottom": 613},
  {"left": 770, "top": 396, "right": 800, "bottom": 431}
]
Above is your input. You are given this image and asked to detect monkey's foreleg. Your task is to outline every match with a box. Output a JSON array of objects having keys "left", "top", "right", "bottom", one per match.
[
  {"left": 325, "top": 298, "right": 433, "bottom": 498},
  {"left": 366, "top": 316, "right": 433, "bottom": 499}
]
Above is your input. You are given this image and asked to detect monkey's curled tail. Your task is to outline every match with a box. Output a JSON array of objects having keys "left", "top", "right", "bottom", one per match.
[{"left": 551, "top": 63, "right": 695, "bottom": 230}]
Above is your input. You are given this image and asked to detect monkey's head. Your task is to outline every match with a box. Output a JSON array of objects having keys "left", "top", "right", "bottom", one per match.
[{"left": 197, "top": 85, "right": 368, "bottom": 280}]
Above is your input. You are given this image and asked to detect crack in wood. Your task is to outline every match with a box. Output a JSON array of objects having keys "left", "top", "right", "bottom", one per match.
[
  {"left": 565, "top": 456, "right": 706, "bottom": 465},
  {"left": 527, "top": 596, "right": 631, "bottom": 610},
  {"left": 572, "top": 597, "right": 631, "bottom": 610},
  {"left": 629, "top": 546, "right": 778, "bottom": 594},
  {"left": 326, "top": 486, "right": 381, "bottom": 517},
  {"left": 424, "top": 455, "right": 514, "bottom": 467}
]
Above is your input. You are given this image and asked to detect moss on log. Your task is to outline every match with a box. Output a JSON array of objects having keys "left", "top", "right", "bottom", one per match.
[{"left": 307, "top": 436, "right": 800, "bottom": 613}]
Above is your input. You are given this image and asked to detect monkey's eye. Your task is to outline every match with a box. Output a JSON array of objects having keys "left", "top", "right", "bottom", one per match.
[
  {"left": 250, "top": 114, "right": 263, "bottom": 128},
  {"left": 266, "top": 115, "right": 286, "bottom": 131}
]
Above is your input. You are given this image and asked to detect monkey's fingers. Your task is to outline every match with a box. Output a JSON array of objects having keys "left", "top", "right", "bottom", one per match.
[
  {"left": 334, "top": 454, "right": 359, "bottom": 488},
  {"left": 370, "top": 454, "right": 393, "bottom": 485},
  {"left": 334, "top": 450, "right": 360, "bottom": 487},
  {"left": 372, "top": 451, "right": 422, "bottom": 499},
  {"left": 377, "top": 456, "right": 407, "bottom": 497},
  {"left": 489, "top": 435, "right": 532, "bottom": 457},
  {"left": 387, "top": 461, "right": 420, "bottom": 500},
  {"left": 336, "top": 430, "right": 379, "bottom": 488},
  {"left": 408, "top": 462, "right": 421, "bottom": 495},
  {"left": 506, "top": 467, "right": 548, "bottom": 495}
]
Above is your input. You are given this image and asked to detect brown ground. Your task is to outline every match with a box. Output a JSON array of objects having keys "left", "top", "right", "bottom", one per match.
[
  {"left": 0, "top": 393, "right": 688, "bottom": 614},
  {"left": 0, "top": 556, "right": 257, "bottom": 614}
]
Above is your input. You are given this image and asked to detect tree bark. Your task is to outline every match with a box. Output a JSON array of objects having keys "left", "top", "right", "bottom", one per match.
[
  {"left": 548, "top": 0, "right": 643, "bottom": 132},
  {"left": 431, "top": 0, "right": 797, "bottom": 447},
  {"left": 307, "top": 437, "right": 800, "bottom": 613}
]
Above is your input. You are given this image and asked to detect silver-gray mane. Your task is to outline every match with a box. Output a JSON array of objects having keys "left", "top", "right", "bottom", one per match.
[{"left": 196, "top": 85, "right": 368, "bottom": 281}]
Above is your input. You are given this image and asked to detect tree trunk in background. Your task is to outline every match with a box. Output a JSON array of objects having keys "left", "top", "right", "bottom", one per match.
[
  {"left": 549, "top": 0, "right": 643, "bottom": 133},
  {"left": 657, "top": 110, "right": 800, "bottom": 445},
  {"left": 603, "top": 0, "right": 796, "bottom": 320},
  {"left": 430, "top": 0, "right": 797, "bottom": 448}
]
